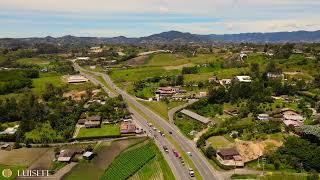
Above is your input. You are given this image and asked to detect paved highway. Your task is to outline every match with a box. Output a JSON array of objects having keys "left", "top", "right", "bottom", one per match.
[
  {"left": 73, "top": 62, "right": 193, "bottom": 180},
  {"left": 73, "top": 62, "right": 220, "bottom": 180}
]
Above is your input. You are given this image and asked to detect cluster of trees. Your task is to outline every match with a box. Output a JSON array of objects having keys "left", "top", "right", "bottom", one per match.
[
  {"left": 182, "top": 66, "right": 198, "bottom": 74},
  {"left": 48, "top": 60, "right": 76, "bottom": 75},
  {"left": 274, "top": 43, "right": 294, "bottom": 59},
  {"left": 267, "top": 136, "right": 320, "bottom": 172},
  {"left": 133, "top": 75, "right": 184, "bottom": 99},
  {"left": 87, "top": 95, "right": 130, "bottom": 121},
  {"left": 1, "top": 84, "right": 131, "bottom": 144},
  {"left": 0, "top": 69, "right": 39, "bottom": 95},
  {"left": 189, "top": 99, "right": 223, "bottom": 117},
  {"left": 0, "top": 84, "right": 84, "bottom": 143}
]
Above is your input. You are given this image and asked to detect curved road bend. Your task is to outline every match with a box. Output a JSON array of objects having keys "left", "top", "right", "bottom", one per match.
[
  {"left": 73, "top": 63, "right": 220, "bottom": 180},
  {"left": 168, "top": 99, "right": 199, "bottom": 124}
]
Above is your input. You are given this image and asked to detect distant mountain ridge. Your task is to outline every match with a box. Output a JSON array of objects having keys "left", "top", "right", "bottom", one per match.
[{"left": 0, "top": 30, "right": 320, "bottom": 47}]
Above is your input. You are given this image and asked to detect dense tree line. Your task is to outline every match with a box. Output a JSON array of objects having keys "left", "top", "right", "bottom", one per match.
[
  {"left": 268, "top": 136, "right": 320, "bottom": 172},
  {"left": 182, "top": 66, "right": 198, "bottom": 74},
  {"left": 0, "top": 83, "right": 130, "bottom": 143},
  {"left": 0, "top": 69, "right": 39, "bottom": 95}
]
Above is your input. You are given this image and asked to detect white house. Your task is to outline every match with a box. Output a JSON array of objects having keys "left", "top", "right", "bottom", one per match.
[
  {"left": 67, "top": 75, "right": 88, "bottom": 83},
  {"left": 234, "top": 76, "right": 252, "bottom": 83},
  {"left": 76, "top": 57, "right": 90, "bottom": 61}
]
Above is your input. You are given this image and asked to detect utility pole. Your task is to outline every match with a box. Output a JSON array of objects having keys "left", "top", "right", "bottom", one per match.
[{"left": 262, "top": 157, "right": 266, "bottom": 176}]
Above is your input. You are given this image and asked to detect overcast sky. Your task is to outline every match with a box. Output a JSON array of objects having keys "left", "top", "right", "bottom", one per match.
[{"left": 1, "top": 0, "right": 320, "bottom": 37}]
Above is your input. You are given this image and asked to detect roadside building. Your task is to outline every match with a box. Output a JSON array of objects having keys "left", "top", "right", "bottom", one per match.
[
  {"left": 57, "top": 149, "right": 80, "bottom": 162},
  {"left": 83, "top": 151, "right": 94, "bottom": 160},
  {"left": 77, "top": 119, "right": 86, "bottom": 125},
  {"left": 208, "top": 77, "right": 218, "bottom": 83},
  {"left": 218, "top": 148, "right": 240, "bottom": 160},
  {"left": 89, "top": 47, "right": 103, "bottom": 54},
  {"left": 281, "top": 109, "right": 305, "bottom": 127},
  {"left": 155, "top": 87, "right": 178, "bottom": 97},
  {"left": 197, "top": 91, "right": 208, "bottom": 98},
  {"left": 234, "top": 76, "right": 252, "bottom": 83},
  {"left": 257, "top": 114, "right": 270, "bottom": 121},
  {"left": 76, "top": 57, "right": 90, "bottom": 61},
  {"left": 266, "top": 72, "right": 284, "bottom": 80},
  {"left": 219, "top": 79, "right": 232, "bottom": 86},
  {"left": 217, "top": 148, "right": 244, "bottom": 167},
  {"left": 67, "top": 75, "right": 88, "bottom": 83},
  {"left": 120, "top": 122, "right": 136, "bottom": 134},
  {"left": 0, "top": 125, "right": 19, "bottom": 135},
  {"left": 293, "top": 49, "right": 303, "bottom": 54},
  {"left": 85, "top": 115, "right": 102, "bottom": 128},
  {"left": 180, "top": 109, "right": 211, "bottom": 124},
  {"left": 0, "top": 144, "right": 12, "bottom": 151}
]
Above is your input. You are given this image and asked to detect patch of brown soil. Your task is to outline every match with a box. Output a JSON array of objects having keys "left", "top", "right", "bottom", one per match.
[
  {"left": 63, "top": 91, "right": 87, "bottom": 101},
  {"left": 125, "top": 55, "right": 149, "bottom": 66},
  {"left": 235, "top": 139, "right": 282, "bottom": 162}
]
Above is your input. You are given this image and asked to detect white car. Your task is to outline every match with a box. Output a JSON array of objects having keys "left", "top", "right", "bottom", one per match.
[
  {"left": 189, "top": 168, "right": 195, "bottom": 177},
  {"left": 187, "top": 152, "right": 192, "bottom": 156}
]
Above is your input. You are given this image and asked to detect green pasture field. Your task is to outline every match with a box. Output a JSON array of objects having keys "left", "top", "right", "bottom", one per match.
[
  {"left": 76, "top": 124, "right": 120, "bottom": 139},
  {"left": 32, "top": 73, "right": 64, "bottom": 94},
  {"left": 17, "top": 58, "right": 51, "bottom": 66}
]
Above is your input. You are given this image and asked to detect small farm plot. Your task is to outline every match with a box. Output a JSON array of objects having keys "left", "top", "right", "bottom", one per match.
[
  {"left": 100, "top": 141, "right": 156, "bottom": 180},
  {"left": 76, "top": 124, "right": 120, "bottom": 139}
]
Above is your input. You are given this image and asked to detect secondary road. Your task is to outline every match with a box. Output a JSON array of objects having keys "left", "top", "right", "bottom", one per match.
[
  {"left": 168, "top": 99, "right": 199, "bottom": 124},
  {"left": 72, "top": 62, "right": 220, "bottom": 180}
]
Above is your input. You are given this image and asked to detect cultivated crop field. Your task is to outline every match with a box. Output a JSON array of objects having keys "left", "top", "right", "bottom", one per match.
[
  {"left": 64, "top": 138, "right": 146, "bottom": 180},
  {"left": 101, "top": 141, "right": 157, "bottom": 180}
]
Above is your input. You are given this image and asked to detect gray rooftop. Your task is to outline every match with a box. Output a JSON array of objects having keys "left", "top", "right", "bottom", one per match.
[{"left": 180, "top": 109, "right": 211, "bottom": 124}]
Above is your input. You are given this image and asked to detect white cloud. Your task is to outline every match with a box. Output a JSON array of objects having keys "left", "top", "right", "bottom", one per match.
[
  {"left": 1, "top": 0, "right": 319, "bottom": 15},
  {"left": 0, "top": 0, "right": 320, "bottom": 37},
  {"left": 157, "top": 18, "right": 320, "bottom": 34}
]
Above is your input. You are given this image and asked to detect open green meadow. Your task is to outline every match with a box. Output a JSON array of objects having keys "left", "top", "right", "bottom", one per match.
[
  {"left": 206, "top": 136, "right": 234, "bottom": 149},
  {"left": 32, "top": 73, "right": 64, "bottom": 94},
  {"left": 174, "top": 114, "right": 207, "bottom": 139},
  {"left": 17, "top": 58, "right": 51, "bottom": 66},
  {"left": 0, "top": 56, "right": 6, "bottom": 63},
  {"left": 76, "top": 124, "right": 120, "bottom": 139},
  {"left": 145, "top": 53, "right": 221, "bottom": 67},
  {"left": 110, "top": 67, "right": 180, "bottom": 83},
  {"left": 139, "top": 100, "right": 185, "bottom": 120}
]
